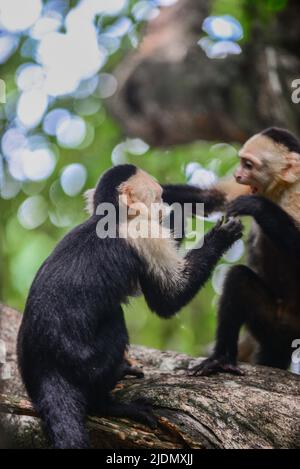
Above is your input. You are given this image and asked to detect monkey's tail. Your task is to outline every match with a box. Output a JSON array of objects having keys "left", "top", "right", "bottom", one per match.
[{"left": 34, "top": 372, "right": 89, "bottom": 449}]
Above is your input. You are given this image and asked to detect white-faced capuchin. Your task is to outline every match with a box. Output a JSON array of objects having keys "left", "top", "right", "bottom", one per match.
[
  {"left": 192, "top": 127, "right": 300, "bottom": 376},
  {"left": 17, "top": 164, "right": 242, "bottom": 448}
]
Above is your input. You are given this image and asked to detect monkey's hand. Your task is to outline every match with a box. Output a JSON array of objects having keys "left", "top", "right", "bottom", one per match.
[
  {"left": 189, "top": 355, "right": 244, "bottom": 377},
  {"left": 213, "top": 216, "right": 243, "bottom": 245},
  {"left": 226, "top": 195, "right": 263, "bottom": 218}
]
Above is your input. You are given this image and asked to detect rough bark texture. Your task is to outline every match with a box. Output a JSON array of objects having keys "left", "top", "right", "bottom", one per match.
[
  {"left": 108, "top": 0, "right": 300, "bottom": 146},
  {"left": 1, "top": 304, "right": 300, "bottom": 449}
]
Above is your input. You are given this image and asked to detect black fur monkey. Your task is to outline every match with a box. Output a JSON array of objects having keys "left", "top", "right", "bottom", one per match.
[
  {"left": 192, "top": 127, "right": 300, "bottom": 376},
  {"left": 18, "top": 164, "right": 242, "bottom": 449}
]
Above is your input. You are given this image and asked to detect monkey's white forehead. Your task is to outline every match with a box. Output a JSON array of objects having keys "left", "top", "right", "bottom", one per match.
[
  {"left": 123, "top": 169, "right": 163, "bottom": 193},
  {"left": 240, "top": 134, "right": 289, "bottom": 161}
]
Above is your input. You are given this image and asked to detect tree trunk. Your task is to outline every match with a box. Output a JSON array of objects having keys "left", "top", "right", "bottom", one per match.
[
  {"left": 0, "top": 304, "right": 300, "bottom": 449},
  {"left": 108, "top": 0, "right": 300, "bottom": 146}
]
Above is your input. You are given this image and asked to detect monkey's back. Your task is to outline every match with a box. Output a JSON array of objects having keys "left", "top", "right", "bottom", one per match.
[{"left": 17, "top": 216, "right": 140, "bottom": 397}]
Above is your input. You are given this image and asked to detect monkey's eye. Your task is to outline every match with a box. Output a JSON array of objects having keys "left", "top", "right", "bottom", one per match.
[{"left": 243, "top": 159, "right": 253, "bottom": 170}]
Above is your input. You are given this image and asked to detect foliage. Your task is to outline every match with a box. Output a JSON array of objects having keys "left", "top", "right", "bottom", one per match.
[{"left": 0, "top": 0, "right": 286, "bottom": 356}]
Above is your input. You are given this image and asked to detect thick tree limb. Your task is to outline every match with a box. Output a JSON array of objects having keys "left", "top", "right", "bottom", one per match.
[{"left": 1, "top": 304, "right": 300, "bottom": 449}]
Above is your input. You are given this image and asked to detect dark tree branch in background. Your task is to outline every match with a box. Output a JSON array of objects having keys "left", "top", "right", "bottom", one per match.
[
  {"left": 0, "top": 305, "right": 300, "bottom": 449},
  {"left": 108, "top": 0, "right": 300, "bottom": 146}
]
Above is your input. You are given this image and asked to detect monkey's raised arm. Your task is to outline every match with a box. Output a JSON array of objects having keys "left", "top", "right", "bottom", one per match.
[
  {"left": 138, "top": 218, "right": 243, "bottom": 318},
  {"left": 227, "top": 195, "right": 300, "bottom": 256},
  {"left": 162, "top": 184, "right": 225, "bottom": 215}
]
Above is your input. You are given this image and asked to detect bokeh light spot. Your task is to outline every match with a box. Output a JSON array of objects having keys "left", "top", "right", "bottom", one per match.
[
  {"left": 0, "top": 0, "right": 42, "bottom": 32},
  {"left": 97, "top": 73, "right": 118, "bottom": 99},
  {"left": 16, "top": 63, "right": 45, "bottom": 91},
  {"left": 17, "top": 89, "right": 48, "bottom": 128},
  {"left": 198, "top": 38, "right": 242, "bottom": 59},
  {"left": 126, "top": 138, "right": 149, "bottom": 155},
  {"left": 43, "top": 108, "right": 70, "bottom": 136},
  {"left": 212, "top": 263, "right": 231, "bottom": 295},
  {"left": 18, "top": 195, "right": 48, "bottom": 229},
  {"left": 0, "top": 33, "right": 19, "bottom": 64},
  {"left": 203, "top": 15, "right": 243, "bottom": 41},
  {"left": 21, "top": 148, "right": 56, "bottom": 181},
  {"left": 0, "top": 166, "right": 21, "bottom": 199},
  {"left": 56, "top": 115, "right": 86, "bottom": 148},
  {"left": 60, "top": 163, "right": 87, "bottom": 196},
  {"left": 30, "top": 11, "right": 62, "bottom": 40},
  {"left": 132, "top": 1, "right": 160, "bottom": 21},
  {"left": 223, "top": 239, "right": 244, "bottom": 263},
  {"left": 188, "top": 166, "right": 217, "bottom": 189}
]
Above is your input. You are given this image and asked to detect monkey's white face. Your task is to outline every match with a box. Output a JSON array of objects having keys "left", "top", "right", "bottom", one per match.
[
  {"left": 118, "top": 169, "right": 165, "bottom": 220},
  {"left": 235, "top": 134, "right": 287, "bottom": 195},
  {"left": 130, "top": 170, "right": 163, "bottom": 207}
]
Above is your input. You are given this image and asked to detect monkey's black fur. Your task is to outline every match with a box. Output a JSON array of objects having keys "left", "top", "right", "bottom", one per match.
[
  {"left": 192, "top": 183, "right": 300, "bottom": 376},
  {"left": 17, "top": 164, "right": 240, "bottom": 448},
  {"left": 162, "top": 184, "right": 225, "bottom": 242}
]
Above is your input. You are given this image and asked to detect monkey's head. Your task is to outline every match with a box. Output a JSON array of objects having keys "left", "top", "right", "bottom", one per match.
[
  {"left": 85, "top": 164, "right": 163, "bottom": 217},
  {"left": 234, "top": 127, "right": 300, "bottom": 196}
]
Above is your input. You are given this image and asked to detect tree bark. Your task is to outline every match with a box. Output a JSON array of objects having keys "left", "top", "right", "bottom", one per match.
[
  {"left": 108, "top": 0, "right": 300, "bottom": 146},
  {"left": 1, "top": 304, "right": 300, "bottom": 449}
]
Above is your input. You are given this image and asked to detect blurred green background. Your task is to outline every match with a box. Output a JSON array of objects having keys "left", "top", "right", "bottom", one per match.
[{"left": 0, "top": 0, "right": 287, "bottom": 356}]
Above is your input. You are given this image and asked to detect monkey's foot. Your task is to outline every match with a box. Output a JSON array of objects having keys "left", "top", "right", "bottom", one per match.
[
  {"left": 120, "top": 360, "right": 144, "bottom": 379},
  {"left": 105, "top": 399, "right": 158, "bottom": 429},
  {"left": 190, "top": 356, "right": 244, "bottom": 377}
]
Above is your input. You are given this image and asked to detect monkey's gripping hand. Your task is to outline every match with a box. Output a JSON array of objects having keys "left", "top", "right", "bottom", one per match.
[
  {"left": 189, "top": 355, "right": 244, "bottom": 377},
  {"left": 212, "top": 216, "right": 243, "bottom": 246}
]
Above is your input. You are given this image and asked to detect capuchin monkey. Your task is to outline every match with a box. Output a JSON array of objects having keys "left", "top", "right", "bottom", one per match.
[
  {"left": 191, "top": 127, "right": 300, "bottom": 376},
  {"left": 17, "top": 164, "right": 242, "bottom": 449}
]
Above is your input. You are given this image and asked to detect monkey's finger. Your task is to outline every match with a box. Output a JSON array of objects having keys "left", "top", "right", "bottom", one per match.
[
  {"left": 214, "top": 216, "right": 225, "bottom": 230},
  {"left": 222, "top": 364, "right": 244, "bottom": 376},
  {"left": 224, "top": 215, "right": 241, "bottom": 225},
  {"left": 189, "top": 361, "right": 221, "bottom": 377},
  {"left": 192, "top": 367, "right": 217, "bottom": 377}
]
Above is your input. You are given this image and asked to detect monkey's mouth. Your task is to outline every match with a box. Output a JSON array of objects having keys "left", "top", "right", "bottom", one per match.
[{"left": 251, "top": 186, "right": 258, "bottom": 194}]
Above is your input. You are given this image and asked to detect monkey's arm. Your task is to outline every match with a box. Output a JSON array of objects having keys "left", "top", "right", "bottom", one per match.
[
  {"left": 139, "top": 218, "right": 243, "bottom": 318},
  {"left": 162, "top": 184, "right": 225, "bottom": 215},
  {"left": 227, "top": 195, "right": 300, "bottom": 255}
]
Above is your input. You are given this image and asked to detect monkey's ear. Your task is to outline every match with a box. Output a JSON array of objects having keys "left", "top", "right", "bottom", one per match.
[
  {"left": 84, "top": 188, "right": 95, "bottom": 215},
  {"left": 281, "top": 152, "right": 300, "bottom": 183},
  {"left": 119, "top": 183, "right": 136, "bottom": 207}
]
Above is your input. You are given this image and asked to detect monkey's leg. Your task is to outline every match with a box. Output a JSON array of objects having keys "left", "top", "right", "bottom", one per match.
[
  {"left": 191, "top": 265, "right": 276, "bottom": 376},
  {"left": 34, "top": 372, "right": 89, "bottom": 449}
]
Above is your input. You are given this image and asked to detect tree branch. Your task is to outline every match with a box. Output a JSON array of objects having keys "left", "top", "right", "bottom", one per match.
[{"left": 1, "top": 304, "right": 300, "bottom": 449}]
